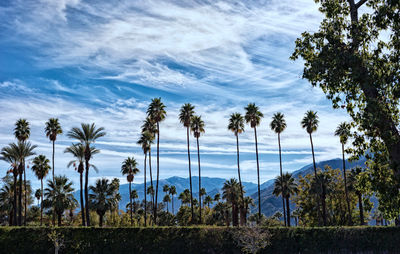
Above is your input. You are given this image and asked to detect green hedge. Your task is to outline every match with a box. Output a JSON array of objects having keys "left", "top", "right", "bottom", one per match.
[{"left": 0, "top": 226, "right": 399, "bottom": 254}]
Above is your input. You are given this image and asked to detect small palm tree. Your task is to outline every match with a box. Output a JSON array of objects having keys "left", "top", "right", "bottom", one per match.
[
  {"left": 44, "top": 176, "right": 77, "bottom": 226},
  {"left": 214, "top": 193, "right": 221, "bottom": 203},
  {"left": 191, "top": 115, "right": 205, "bottom": 223},
  {"left": 0, "top": 176, "right": 15, "bottom": 226},
  {"left": 273, "top": 172, "right": 297, "bottom": 226},
  {"left": 89, "top": 178, "right": 118, "bottom": 227},
  {"left": 204, "top": 195, "right": 213, "bottom": 207},
  {"left": 67, "top": 123, "right": 106, "bottom": 226},
  {"left": 131, "top": 189, "right": 138, "bottom": 213},
  {"left": 310, "top": 170, "right": 331, "bottom": 226},
  {"left": 228, "top": 113, "right": 245, "bottom": 223},
  {"left": 121, "top": 157, "right": 140, "bottom": 225},
  {"left": 179, "top": 103, "right": 195, "bottom": 222},
  {"left": 147, "top": 98, "right": 166, "bottom": 223},
  {"left": 222, "top": 178, "right": 241, "bottom": 226},
  {"left": 178, "top": 189, "right": 191, "bottom": 206},
  {"left": 169, "top": 185, "right": 177, "bottom": 214},
  {"left": 45, "top": 118, "right": 63, "bottom": 181},
  {"left": 270, "top": 112, "right": 288, "bottom": 226},
  {"left": 244, "top": 103, "right": 264, "bottom": 220},
  {"left": 163, "top": 194, "right": 171, "bottom": 213},
  {"left": 349, "top": 167, "right": 365, "bottom": 225},
  {"left": 35, "top": 189, "right": 41, "bottom": 207},
  {"left": 335, "top": 122, "right": 352, "bottom": 225},
  {"left": 31, "top": 155, "right": 51, "bottom": 225}
]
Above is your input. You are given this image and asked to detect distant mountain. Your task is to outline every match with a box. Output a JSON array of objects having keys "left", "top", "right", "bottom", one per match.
[{"left": 251, "top": 157, "right": 367, "bottom": 217}]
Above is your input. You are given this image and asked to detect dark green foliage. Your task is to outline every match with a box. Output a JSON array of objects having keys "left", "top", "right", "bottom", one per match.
[{"left": 0, "top": 227, "right": 399, "bottom": 254}]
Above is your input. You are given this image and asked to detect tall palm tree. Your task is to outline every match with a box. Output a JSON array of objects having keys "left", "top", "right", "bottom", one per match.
[
  {"left": 273, "top": 172, "right": 297, "bottom": 226},
  {"left": 14, "top": 119, "right": 31, "bottom": 226},
  {"left": 163, "top": 185, "right": 170, "bottom": 212},
  {"left": 335, "top": 122, "right": 352, "bottom": 225},
  {"left": 228, "top": 113, "right": 245, "bottom": 224},
  {"left": 67, "top": 123, "right": 106, "bottom": 226},
  {"left": 244, "top": 103, "right": 264, "bottom": 220},
  {"left": 31, "top": 155, "right": 51, "bottom": 225},
  {"left": 64, "top": 143, "right": 99, "bottom": 226},
  {"left": 169, "top": 185, "right": 176, "bottom": 214},
  {"left": 179, "top": 103, "right": 195, "bottom": 222},
  {"left": 137, "top": 130, "right": 154, "bottom": 226},
  {"left": 191, "top": 115, "right": 205, "bottom": 223},
  {"left": 222, "top": 178, "right": 241, "bottom": 226},
  {"left": 141, "top": 118, "right": 156, "bottom": 208},
  {"left": 89, "top": 178, "right": 118, "bottom": 227},
  {"left": 301, "top": 110, "right": 324, "bottom": 225},
  {"left": 121, "top": 157, "right": 140, "bottom": 225},
  {"left": 45, "top": 118, "right": 63, "bottom": 181},
  {"left": 44, "top": 175, "right": 77, "bottom": 226},
  {"left": 147, "top": 98, "right": 166, "bottom": 223},
  {"left": 270, "top": 112, "right": 288, "bottom": 226},
  {"left": 0, "top": 144, "right": 19, "bottom": 225}
]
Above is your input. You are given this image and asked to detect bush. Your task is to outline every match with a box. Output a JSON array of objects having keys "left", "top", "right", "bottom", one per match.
[{"left": 0, "top": 226, "right": 399, "bottom": 254}]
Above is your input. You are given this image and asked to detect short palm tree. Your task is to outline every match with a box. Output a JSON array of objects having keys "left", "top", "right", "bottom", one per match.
[
  {"left": 44, "top": 176, "right": 77, "bottom": 226},
  {"left": 204, "top": 195, "right": 213, "bottom": 207},
  {"left": 169, "top": 185, "right": 177, "bottom": 214},
  {"left": 270, "top": 112, "right": 288, "bottom": 226},
  {"left": 273, "top": 172, "right": 297, "bottom": 226},
  {"left": 222, "top": 178, "right": 241, "bottom": 226},
  {"left": 228, "top": 112, "right": 245, "bottom": 223},
  {"left": 31, "top": 155, "right": 51, "bottom": 225},
  {"left": 163, "top": 194, "right": 171, "bottom": 213},
  {"left": 45, "top": 118, "right": 63, "bottom": 181},
  {"left": 67, "top": 123, "right": 105, "bottom": 226},
  {"left": 35, "top": 189, "right": 41, "bottom": 207},
  {"left": 335, "top": 122, "right": 352, "bottom": 225},
  {"left": 310, "top": 171, "right": 331, "bottom": 226},
  {"left": 179, "top": 103, "right": 195, "bottom": 222},
  {"left": 0, "top": 176, "right": 15, "bottom": 226},
  {"left": 178, "top": 189, "right": 191, "bottom": 206},
  {"left": 131, "top": 189, "right": 138, "bottom": 213},
  {"left": 121, "top": 157, "right": 140, "bottom": 225},
  {"left": 244, "top": 103, "right": 264, "bottom": 220},
  {"left": 147, "top": 98, "right": 166, "bottom": 223},
  {"left": 191, "top": 115, "right": 205, "bottom": 223},
  {"left": 89, "top": 178, "right": 118, "bottom": 227}
]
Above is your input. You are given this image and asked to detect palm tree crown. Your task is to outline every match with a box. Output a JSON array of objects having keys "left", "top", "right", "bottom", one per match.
[
  {"left": 273, "top": 173, "right": 297, "bottom": 199},
  {"left": 31, "top": 155, "right": 51, "bottom": 180},
  {"left": 301, "top": 110, "right": 319, "bottom": 134},
  {"left": 14, "top": 119, "right": 30, "bottom": 142},
  {"left": 244, "top": 103, "right": 263, "bottom": 128},
  {"left": 137, "top": 131, "right": 154, "bottom": 154},
  {"left": 67, "top": 123, "right": 106, "bottom": 147},
  {"left": 270, "top": 112, "right": 287, "bottom": 134},
  {"left": 179, "top": 103, "right": 195, "bottom": 127},
  {"left": 45, "top": 118, "right": 62, "bottom": 142},
  {"left": 228, "top": 113, "right": 245, "bottom": 136},
  {"left": 147, "top": 98, "right": 167, "bottom": 124},
  {"left": 191, "top": 115, "right": 205, "bottom": 138},
  {"left": 121, "top": 157, "right": 139, "bottom": 182},
  {"left": 335, "top": 122, "right": 351, "bottom": 144}
]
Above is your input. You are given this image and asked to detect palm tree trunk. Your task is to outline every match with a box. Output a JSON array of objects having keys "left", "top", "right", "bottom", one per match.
[
  {"left": 58, "top": 212, "right": 62, "bottom": 226},
  {"left": 172, "top": 194, "right": 174, "bottom": 214},
  {"left": 235, "top": 134, "right": 245, "bottom": 226},
  {"left": 144, "top": 152, "right": 147, "bottom": 227},
  {"left": 167, "top": 202, "right": 169, "bottom": 213},
  {"left": 186, "top": 127, "right": 194, "bottom": 223},
  {"left": 286, "top": 196, "right": 291, "bottom": 227},
  {"left": 23, "top": 163, "right": 27, "bottom": 226},
  {"left": 196, "top": 136, "right": 202, "bottom": 224},
  {"left": 342, "top": 143, "right": 352, "bottom": 225},
  {"left": 40, "top": 179, "right": 43, "bottom": 226},
  {"left": 155, "top": 122, "right": 160, "bottom": 224},
  {"left": 278, "top": 133, "right": 287, "bottom": 226},
  {"left": 80, "top": 171, "right": 85, "bottom": 226},
  {"left": 129, "top": 181, "right": 133, "bottom": 226},
  {"left": 18, "top": 172, "right": 22, "bottom": 226},
  {"left": 309, "top": 133, "right": 324, "bottom": 226},
  {"left": 85, "top": 160, "right": 90, "bottom": 226},
  {"left": 358, "top": 192, "right": 364, "bottom": 225},
  {"left": 254, "top": 126, "right": 261, "bottom": 220},
  {"left": 149, "top": 148, "right": 154, "bottom": 217},
  {"left": 13, "top": 171, "right": 17, "bottom": 226},
  {"left": 52, "top": 140, "right": 55, "bottom": 181}
]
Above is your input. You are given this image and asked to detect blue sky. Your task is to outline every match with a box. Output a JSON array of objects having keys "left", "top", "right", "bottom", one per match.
[{"left": 0, "top": 0, "right": 350, "bottom": 190}]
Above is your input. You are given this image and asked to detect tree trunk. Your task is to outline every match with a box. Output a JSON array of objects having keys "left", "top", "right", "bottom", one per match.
[
  {"left": 144, "top": 152, "right": 147, "bottom": 227},
  {"left": 52, "top": 140, "right": 55, "bottom": 181},
  {"left": 235, "top": 134, "right": 245, "bottom": 226},
  {"left": 23, "top": 162, "right": 27, "bottom": 226},
  {"left": 13, "top": 171, "right": 17, "bottom": 226},
  {"left": 342, "top": 143, "right": 352, "bottom": 225},
  {"left": 149, "top": 148, "right": 154, "bottom": 215},
  {"left": 286, "top": 197, "right": 291, "bottom": 227},
  {"left": 80, "top": 171, "right": 85, "bottom": 226},
  {"left": 186, "top": 127, "right": 194, "bottom": 223},
  {"left": 310, "top": 133, "right": 324, "bottom": 226},
  {"left": 155, "top": 122, "right": 160, "bottom": 224},
  {"left": 172, "top": 194, "right": 174, "bottom": 215},
  {"left": 278, "top": 133, "right": 287, "bottom": 226},
  {"left": 99, "top": 214, "right": 103, "bottom": 227},
  {"left": 129, "top": 181, "right": 133, "bottom": 226},
  {"left": 254, "top": 126, "right": 262, "bottom": 220},
  {"left": 85, "top": 159, "right": 90, "bottom": 226},
  {"left": 40, "top": 179, "right": 43, "bottom": 226},
  {"left": 232, "top": 203, "right": 239, "bottom": 227},
  {"left": 358, "top": 192, "right": 364, "bottom": 225},
  {"left": 57, "top": 213, "right": 62, "bottom": 226},
  {"left": 321, "top": 186, "right": 327, "bottom": 226},
  {"left": 196, "top": 136, "right": 202, "bottom": 224},
  {"left": 18, "top": 171, "right": 22, "bottom": 226}
]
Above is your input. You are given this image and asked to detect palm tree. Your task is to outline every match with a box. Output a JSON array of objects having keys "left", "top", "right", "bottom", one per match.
[
  {"left": 35, "top": 189, "right": 41, "bottom": 207},
  {"left": 44, "top": 175, "right": 77, "bottom": 226},
  {"left": 89, "top": 178, "right": 118, "bottom": 227},
  {"left": 131, "top": 189, "right": 138, "bottom": 213},
  {"left": 301, "top": 110, "right": 324, "bottom": 225},
  {"left": 45, "top": 118, "right": 63, "bottom": 181},
  {"left": 0, "top": 175, "right": 15, "bottom": 225},
  {"left": 191, "top": 115, "right": 205, "bottom": 223},
  {"left": 244, "top": 103, "right": 264, "bottom": 220},
  {"left": 137, "top": 130, "right": 154, "bottom": 226},
  {"left": 163, "top": 194, "right": 171, "bottom": 213},
  {"left": 0, "top": 144, "right": 20, "bottom": 225},
  {"left": 147, "top": 185, "right": 155, "bottom": 210},
  {"left": 310, "top": 170, "right": 331, "bottom": 226},
  {"left": 31, "top": 155, "right": 51, "bottom": 225},
  {"left": 121, "top": 157, "right": 140, "bottom": 226},
  {"left": 349, "top": 167, "right": 365, "bottom": 225},
  {"left": 335, "top": 122, "right": 352, "bottom": 225},
  {"left": 273, "top": 173, "right": 297, "bottom": 226},
  {"left": 204, "top": 195, "right": 213, "bottom": 207},
  {"left": 147, "top": 98, "right": 166, "bottom": 223},
  {"left": 179, "top": 103, "right": 195, "bottom": 222},
  {"left": 178, "top": 189, "right": 191, "bottom": 206},
  {"left": 64, "top": 144, "right": 99, "bottom": 226},
  {"left": 228, "top": 113, "right": 245, "bottom": 223},
  {"left": 14, "top": 119, "right": 31, "bottom": 226},
  {"left": 270, "top": 112, "right": 288, "bottom": 226},
  {"left": 67, "top": 123, "right": 106, "bottom": 226},
  {"left": 222, "top": 178, "right": 241, "bottom": 226},
  {"left": 214, "top": 193, "right": 221, "bottom": 203},
  {"left": 141, "top": 119, "right": 156, "bottom": 209},
  {"left": 169, "top": 185, "right": 176, "bottom": 214}
]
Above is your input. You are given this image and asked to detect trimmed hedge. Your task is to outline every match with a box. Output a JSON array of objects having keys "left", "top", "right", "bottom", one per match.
[{"left": 0, "top": 226, "right": 399, "bottom": 254}]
